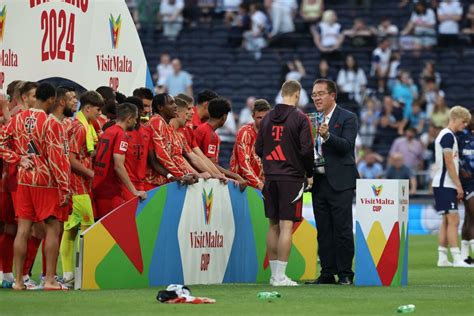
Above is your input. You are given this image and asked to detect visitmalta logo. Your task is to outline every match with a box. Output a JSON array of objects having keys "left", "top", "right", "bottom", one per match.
[
  {"left": 371, "top": 184, "right": 383, "bottom": 197},
  {"left": 0, "top": 6, "right": 6, "bottom": 42},
  {"left": 202, "top": 188, "right": 213, "bottom": 225},
  {"left": 109, "top": 14, "right": 122, "bottom": 49}
]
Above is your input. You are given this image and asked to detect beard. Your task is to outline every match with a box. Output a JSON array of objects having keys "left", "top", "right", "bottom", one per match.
[{"left": 64, "top": 107, "right": 75, "bottom": 118}]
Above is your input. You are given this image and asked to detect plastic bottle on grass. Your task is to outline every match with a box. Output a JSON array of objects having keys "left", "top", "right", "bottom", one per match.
[
  {"left": 397, "top": 304, "right": 416, "bottom": 313},
  {"left": 257, "top": 291, "right": 281, "bottom": 299}
]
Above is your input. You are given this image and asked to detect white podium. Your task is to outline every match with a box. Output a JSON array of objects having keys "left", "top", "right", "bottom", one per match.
[{"left": 355, "top": 179, "right": 409, "bottom": 286}]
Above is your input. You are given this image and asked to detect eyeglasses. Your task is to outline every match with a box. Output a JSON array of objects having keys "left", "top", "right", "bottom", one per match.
[{"left": 311, "top": 91, "right": 329, "bottom": 98}]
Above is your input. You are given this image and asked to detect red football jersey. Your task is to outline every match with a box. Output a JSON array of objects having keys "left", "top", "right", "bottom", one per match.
[
  {"left": 148, "top": 115, "right": 185, "bottom": 178},
  {"left": 229, "top": 123, "right": 263, "bottom": 188},
  {"left": 68, "top": 120, "right": 93, "bottom": 195},
  {"left": 190, "top": 107, "right": 205, "bottom": 129},
  {"left": 170, "top": 125, "right": 192, "bottom": 173},
  {"left": 179, "top": 126, "right": 198, "bottom": 149},
  {"left": 125, "top": 125, "right": 153, "bottom": 188},
  {"left": 93, "top": 115, "right": 108, "bottom": 134},
  {"left": 0, "top": 109, "right": 70, "bottom": 191},
  {"left": 93, "top": 124, "right": 129, "bottom": 198},
  {"left": 194, "top": 123, "right": 221, "bottom": 162}
]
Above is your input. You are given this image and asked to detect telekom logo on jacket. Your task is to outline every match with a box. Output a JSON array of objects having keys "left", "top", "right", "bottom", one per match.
[{"left": 266, "top": 125, "right": 287, "bottom": 161}]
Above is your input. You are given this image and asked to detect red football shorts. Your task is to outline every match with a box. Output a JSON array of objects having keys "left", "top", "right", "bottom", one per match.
[
  {"left": 0, "top": 191, "right": 15, "bottom": 224},
  {"left": 14, "top": 185, "right": 62, "bottom": 222},
  {"left": 94, "top": 195, "right": 125, "bottom": 219}
]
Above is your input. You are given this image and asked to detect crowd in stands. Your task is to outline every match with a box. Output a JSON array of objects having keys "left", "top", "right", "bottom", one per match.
[{"left": 138, "top": 0, "right": 474, "bottom": 194}]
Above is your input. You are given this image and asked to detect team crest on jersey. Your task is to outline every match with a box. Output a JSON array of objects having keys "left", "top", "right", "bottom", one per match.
[
  {"left": 25, "top": 116, "right": 37, "bottom": 134},
  {"left": 208, "top": 145, "right": 216, "bottom": 155},
  {"left": 119, "top": 141, "right": 128, "bottom": 152}
]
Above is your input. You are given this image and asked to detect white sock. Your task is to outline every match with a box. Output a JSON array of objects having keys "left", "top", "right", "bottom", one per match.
[
  {"left": 470, "top": 240, "right": 474, "bottom": 254},
  {"left": 276, "top": 261, "right": 288, "bottom": 280},
  {"left": 269, "top": 260, "right": 277, "bottom": 279},
  {"left": 63, "top": 271, "right": 74, "bottom": 281},
  {"left": 461, "top": 240, "right": 470, "bottom": 260},
  {"left": 23, "top": 275, "right": 30, "bottom": 282},
  {"left": 438, "top": 246, "right": 449, "bottom": 262},
  {"left": 450, "top": 247, "right": 463, "bottom": 264},
  {"left": 3, "top": 272, "right": 14, "bottom": 282},
  {"left": 0, "top": 271, "right": 3, "bottom": 283}
]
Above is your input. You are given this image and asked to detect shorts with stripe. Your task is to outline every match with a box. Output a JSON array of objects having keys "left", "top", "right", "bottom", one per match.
[{"left": 262, "top": 180, "right": 304, "bottom": 221}]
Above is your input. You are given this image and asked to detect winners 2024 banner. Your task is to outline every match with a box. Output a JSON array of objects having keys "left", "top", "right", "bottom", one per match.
[{"left": 0, "top": 0, "right": 153, "bottom": 94}]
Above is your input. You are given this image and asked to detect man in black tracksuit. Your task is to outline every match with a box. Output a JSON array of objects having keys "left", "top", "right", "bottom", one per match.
[{"left": 256, "top": 80, "right": 314, "bottom": 286}]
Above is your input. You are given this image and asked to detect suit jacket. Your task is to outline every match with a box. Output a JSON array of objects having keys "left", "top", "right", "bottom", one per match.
[{"left": 320, "top": 106, "right": 359, "bottom": 191}]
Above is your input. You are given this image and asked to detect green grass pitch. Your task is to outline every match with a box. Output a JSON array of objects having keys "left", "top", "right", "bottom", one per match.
[{"left": 1, "top": 235, "right": 473, "bottom": 315}]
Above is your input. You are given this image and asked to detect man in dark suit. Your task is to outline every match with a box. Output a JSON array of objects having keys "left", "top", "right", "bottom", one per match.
[{"left": 306, "top": 79, "right": 359, "bottom": 286}]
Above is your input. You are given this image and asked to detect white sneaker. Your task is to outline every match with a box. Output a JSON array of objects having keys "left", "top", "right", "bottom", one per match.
[
  {"left": 269, "top": 277, "right": 276, "bottom": 286},
  {"left": 453, "top": 261, "right": 474, "bottom": 268},
  {"left": 437, "top": 259, "right": 453, "bottom": 267},
  {"left": 272, "top": 276, "right": 299, "bottom": 287}
]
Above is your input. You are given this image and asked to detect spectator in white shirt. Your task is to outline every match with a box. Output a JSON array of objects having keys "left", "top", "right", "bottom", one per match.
[
  {"left": 275, "top": 59, "right": 309, "bottom": 109},
  {"left": 238, "top": 96, "right": 256, "bottom": 128},
  {"left": 243, "top": 3, "right": 269, "bottom": 60},
  {"left": 437, "top": 0, "right": 463, "bottom": 46},
  {"left": 156, "top": 53, "right": 174, "bottom": 88},
  {"left": 160, "top": 0, "right": 184, "bottom": 40},
  {"left": 401, "top": 0, "right": 437, "bottom": 49},
  {"left": 371, "top": 38, "right": 392, "bottom": 93},
  {"left": 311, "top": 10, "right": 344, "bottom": 62},
  {"left": 165, "top": 58, "right": 193, "bottom": 97},
  {"left": 377, "top": 17, "right": 399, "bottom": 49},
  {"left": 269, "top": 0, "right": 297, "bottom": 37},
  {"left": 337, "top": 54, "right": 367, "bottom": 105}
]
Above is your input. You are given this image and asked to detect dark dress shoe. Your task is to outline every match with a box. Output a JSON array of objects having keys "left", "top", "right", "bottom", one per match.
[
  {"left": 305, "top": 276, "right": 336, "bottom": 285},
  {"left": 337, "top": 276, "right": 353, "bottom": 285}
]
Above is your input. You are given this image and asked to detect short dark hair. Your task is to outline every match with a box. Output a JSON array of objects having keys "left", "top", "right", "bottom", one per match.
[
  {"left": 79, "top": 91, "right": 104, "bottom": 110},
  {"left": 35, "top": 83, "right": 56, "bottom": 102},
  {"left": 56, "top": 86, "right": 75, "bottom": 100},
  {"left": 124, "top": 96, "right": 144, "bottom": 113},
  {"left": 313, "top": 79, "right": 338, "bottom": 99},
  {"left": 95, "top": 86, "right": 115, "bottom": 102},
  {"left": 115, "top": 91, "right": 127, "bottom": 104},
  {"left": 253, "top": 99, "right": 271, "bottom": 113},
  {"left": 116, "top": 102, "right": 138, "bottom": 121},
  {"left": 208, "top": 98, "right": 231, "bottom": 119},
  {"left": 133, "top": 87, "right": 153, "bottom": 100},
  {"left": 102, "top": 101, "right": 117, "bottom": 120},
  {"left": 152, "top": 93, "right": 174, "bottom": 114},
  {"left": 176, "top": 93, "right": 193, "bottom": 104},
  {"left": 19, "top": 81, "right": 38, "bottom": 96},
  {"left": 196, "top": 89, "right": 218, "bottom": 105}
]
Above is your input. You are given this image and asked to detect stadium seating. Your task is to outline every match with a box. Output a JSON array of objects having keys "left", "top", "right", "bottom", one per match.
[{"left": 138, "top": 0, "right": 474, "bottom": 167}]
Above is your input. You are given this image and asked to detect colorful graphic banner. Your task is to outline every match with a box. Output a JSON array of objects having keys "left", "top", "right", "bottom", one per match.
[
  {"left": 78, "top": 180, "right": 317, "bottom": 289},
  {"left": 355, "top": 179, "right": 409, "bottom": 286},
  {"left": 0, "top": 0, "right": 152, "bottom": 94}
]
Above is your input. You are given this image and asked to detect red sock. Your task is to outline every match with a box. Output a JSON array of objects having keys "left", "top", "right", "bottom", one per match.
[
  {"left": 1, "top": 234, "right": 14, "bottom": 273},
  {"left": 23, "top": 236, "right": 41, "bottom": 277}
]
